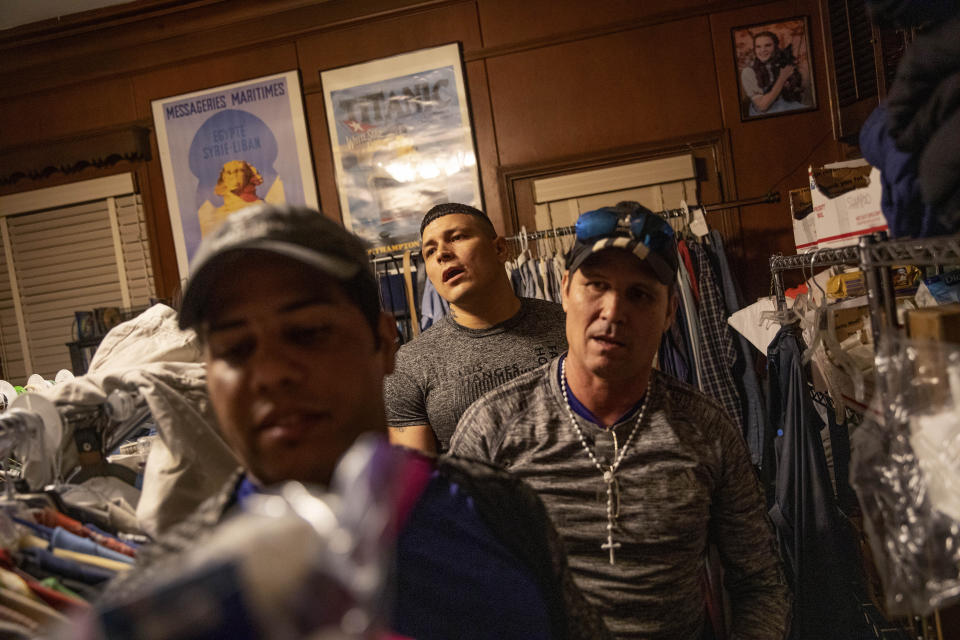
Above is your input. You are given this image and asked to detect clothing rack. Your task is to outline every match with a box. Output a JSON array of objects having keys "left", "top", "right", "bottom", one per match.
[
  {"left": 771, "top": 233, "right": 960, "bottom": 326},
  {"left": 364, "top": 192, "right": 784, "bottom": 261},
  {"left": 769, "top": 231, "right": 960, "bottom": 382},
  {"left": 505, "top": 192, "right": 782, "bottom": 244},
  {"left": 769, "top": 246, "right": 860, "bottom": 312},
  {"left": 370, "top": 249, "right": 420, "bottom": 266}
]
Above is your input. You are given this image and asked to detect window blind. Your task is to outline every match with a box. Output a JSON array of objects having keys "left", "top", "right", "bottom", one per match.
[
  {"left": 0, "top": 233, "right": 25, "bottom": 381},
  {"left": 0, "top": 175, "right": 154, "bottom": 380}
]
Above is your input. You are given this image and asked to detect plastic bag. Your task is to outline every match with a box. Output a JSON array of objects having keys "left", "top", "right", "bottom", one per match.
[
  {"left": 58, "top": 434, "right": 405, "bottom": 640},
  {"left": 850, "top": 336, "right": 960, "bottom": 615}
]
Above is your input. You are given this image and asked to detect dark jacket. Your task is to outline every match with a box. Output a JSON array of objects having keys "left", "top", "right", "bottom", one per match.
[{"left": 100, "top": 454, "right": 610, "bottom": 640}]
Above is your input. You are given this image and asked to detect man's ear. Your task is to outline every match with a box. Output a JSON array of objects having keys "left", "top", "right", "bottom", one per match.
[
  {"left": 376, "top": 312, "right": 399, "bottom": 375},
  {"left": 663, "top": 287, "right": 679, "bottom": 334},
  {"left": 560, "top": 271, "right": 570, "bottom": 313},
  {"left": 493, "top": 235, "right": 509, "bottom": 262}
]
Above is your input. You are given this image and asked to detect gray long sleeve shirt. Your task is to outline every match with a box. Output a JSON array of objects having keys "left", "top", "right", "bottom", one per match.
[{"left": 449, "top": 358, "right": 790, "bottom": 639}]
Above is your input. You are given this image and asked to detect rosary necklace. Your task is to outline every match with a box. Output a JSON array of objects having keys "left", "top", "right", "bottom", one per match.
[{"left": 560, "top": 358, "right": 648, "bottom": 565}]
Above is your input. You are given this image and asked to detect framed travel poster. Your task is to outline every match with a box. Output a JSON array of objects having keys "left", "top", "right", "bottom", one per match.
[
  {"left": 152, "top": 71, "right": 319, "bottom": 280},
  {"left": 321, "top": 43, "right": 482, "bottom": 248}
]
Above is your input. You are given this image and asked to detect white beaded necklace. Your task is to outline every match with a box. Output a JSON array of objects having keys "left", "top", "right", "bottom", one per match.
[{"left": 560, "top": 357, "right": 648, "bottom": 565}]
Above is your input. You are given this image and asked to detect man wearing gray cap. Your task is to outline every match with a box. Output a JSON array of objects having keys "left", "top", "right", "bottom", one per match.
[
  {"left": 98, "top": 204, "right": 609, "bottom": 639},
  {"left": 450, "top": 203, "right": 790, "bottom": 639}
]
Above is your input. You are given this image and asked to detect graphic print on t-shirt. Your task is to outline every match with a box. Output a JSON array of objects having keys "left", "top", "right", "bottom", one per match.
[
  {"left": 451, "top": 340, "right": 562, "bottom": 422},
  {"left": 384, "top": 297, "right": 568, "bottom": 452}
]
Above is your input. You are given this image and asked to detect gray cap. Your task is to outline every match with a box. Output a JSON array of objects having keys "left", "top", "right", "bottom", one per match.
[{"left": 178, "top": 203, "right": 379, "bottom": 330}]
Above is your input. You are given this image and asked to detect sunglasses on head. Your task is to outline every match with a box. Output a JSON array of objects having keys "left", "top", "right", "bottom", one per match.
[{"left": 574, "top": 207, "right": 675, "bottom": 249}]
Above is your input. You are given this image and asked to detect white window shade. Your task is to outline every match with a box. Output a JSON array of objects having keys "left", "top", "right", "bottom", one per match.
[
  {"left": 0, "top": 236, "right": 25, "bottom": 382},
  {"left": 115, "top": 194, "right": 156, "bottom": 307},
  {"left": 533, "top": 154, "right": 696, "bottom": 204},
  {"left": 0, "top": 175, "right": 155, "bottom": 381}
]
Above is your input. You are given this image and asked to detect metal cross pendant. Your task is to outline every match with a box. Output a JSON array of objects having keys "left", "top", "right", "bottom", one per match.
[
  {"left": 602, "top": 468, "right": 621, "bottom": 564},
  {"left": 602, "top": 531, "right": 621, "bottom": 564}
]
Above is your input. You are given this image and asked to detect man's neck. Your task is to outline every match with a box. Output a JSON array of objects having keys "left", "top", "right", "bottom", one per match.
[
  {"left": 563, "top": 355, "right": 650, "bottom": 427},
  {"left": 449, "top": 281, "right": 522, "bottom": 329}
]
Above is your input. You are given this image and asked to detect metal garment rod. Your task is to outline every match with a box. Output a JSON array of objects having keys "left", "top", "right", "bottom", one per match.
[
  {"left": 366, "top": 192, "right": 786, "bottom": 262},
  {"left": 506, "top": 192, "right": 782, "bottom": 243}
]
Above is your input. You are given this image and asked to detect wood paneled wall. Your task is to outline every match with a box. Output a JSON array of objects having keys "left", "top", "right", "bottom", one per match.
[{"left": 0, "top": 0, "right": 846, "bottom": 302}]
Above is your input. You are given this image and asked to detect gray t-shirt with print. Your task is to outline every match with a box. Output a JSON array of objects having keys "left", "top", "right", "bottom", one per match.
[
  {"left": 384, "top": 297, "right": 566, "bottom": 453},
  {"left": 449, "top": 359, "right": 790, "bottom": 639}
]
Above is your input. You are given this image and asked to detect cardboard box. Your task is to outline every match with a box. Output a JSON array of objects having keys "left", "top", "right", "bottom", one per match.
[
  {"left": 907, "top": 304, "right": 960, "bottom": 345},
  {"left": 832, "top": 304, "right": 870, "bottom": 342},
  {"left": 809, "top": 161, "right": 888, "bottom": 249},
  {"left": 788, "top": 187, "right": 817, "bottom": 251}
]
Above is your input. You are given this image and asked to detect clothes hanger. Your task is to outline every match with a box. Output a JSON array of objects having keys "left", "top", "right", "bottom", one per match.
[
  {"left": 799, "top": 251, "right": 865, "bottom": 400},
  {"left": 517, "top": 225, "right": 530, "bottom": 263},
  {"left": 62, "top": 403, "right": 140, "bottom": 489}
]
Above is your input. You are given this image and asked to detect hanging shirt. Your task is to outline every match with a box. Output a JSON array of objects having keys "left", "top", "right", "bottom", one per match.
[
  {"left": 676, "top": 259, "right": 704, "bottom": 388},
  {"left": 419, "top": 277, "right": 449, "bottom": 331},
  {"left": 688, "top": 240, "right": 744, "bottom": 432},
  {"left": 767, "top": 327, "right": 862, "bottom": 639},
  {"left": 706, "top": 230, "right": 768, "bottom": 467},
  {"left": 676, "top": 240, "right": 701, "bottom": 303}
]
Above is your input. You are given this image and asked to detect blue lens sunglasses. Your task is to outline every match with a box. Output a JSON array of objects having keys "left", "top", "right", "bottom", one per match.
[{"left": 574, "top": 206, "right": 675, "bottom": 250}]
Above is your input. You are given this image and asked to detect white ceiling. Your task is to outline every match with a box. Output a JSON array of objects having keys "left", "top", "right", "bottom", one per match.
[{"left": 0, "top": 0, "right": 133, "bottom": 32}]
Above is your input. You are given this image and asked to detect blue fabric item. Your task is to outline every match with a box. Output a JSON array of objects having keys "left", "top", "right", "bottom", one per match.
[
  {"left": 664, "top": 295, "right": 695, "bottom": 385},
  {"left": 12, "top": 517, "right": 53, "bottom": 539},
  {"left": 21, "top": 547, "right": 116, "bottom": 585},
  {"left": 767, "top": 327, "right": 862, "bottom": 639},
  {"left": 233, "top": 475, "right": 261, "bottom": 509},
  {"left": 860, "top": 103, "right": 943, "bottom": 238},
  {"left": 882, "top": 14, "right": 960, "bottom": 228},
  {"left": 392, "top": 472, "right": 552, "bottom": 640},
  {"left": 100, "top": 562, "right": 258, "bottom": 640},
  {"left": 555, "top": 355, "right": 645, "bottom": 427},
  {"left": 707, "top": 230, "right": 768, "bottom": 467},
  {"left": 379, "top": 273, "right": 408, "bottom": 315},
  {"left": 419, "top": 277, "right": 449, "bottom": 331},
  {"left": 658, "top": 326, "right": 692, "bottom": 386},
  {"left": 50, "top": 527, "right": 134, "bottom": 564}
]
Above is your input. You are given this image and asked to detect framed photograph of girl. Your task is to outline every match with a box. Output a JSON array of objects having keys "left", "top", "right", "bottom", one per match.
[{"left": 732, "top": 16, "right": 817, "bottom": 121}]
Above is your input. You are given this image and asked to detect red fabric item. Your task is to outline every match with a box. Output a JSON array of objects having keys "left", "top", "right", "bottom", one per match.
[
  {"left": 784, "top": 283, "right": 808, "bottom": 299},
  {"left": 676, "top": 239, "right": 700, "bottom": 303},
  {"left": 25, "top": 580, "right": 89, "bottom": 613},
  {"left": 0, "top": 548, "right": 87, "bottom": 611},
  {"left": 0, "top": 549, "right": 16, "bottom": 570},
  {"left": 85, "top": 530, "right": 136, "bottom": 558},
  {"left": 33, "top": 508, "right": 85, "bottom": 537},
  {"left": 33, "top": 509, "right": 136, "bottom": 557}
]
